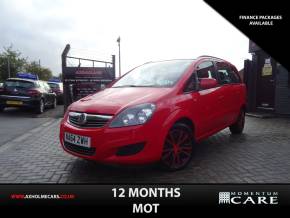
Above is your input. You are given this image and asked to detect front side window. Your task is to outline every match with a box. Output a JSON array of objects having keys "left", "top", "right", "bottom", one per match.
[
  {"left": 184, "top": 61, "right": 217, "bottom": 92},
  {"left": 196, "top": 61, "right": 217, "bottom": 80},
  {"left": 184, "top": 74, "right": 198, "bottom": 92},
  {"left": 216, "top": 62, "right": 240, "bottom": 84},
  {"left": 112, "top": 60, "right": 193, "bottom": 88}
]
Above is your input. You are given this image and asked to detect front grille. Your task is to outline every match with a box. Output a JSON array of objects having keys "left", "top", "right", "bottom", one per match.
[
  {"left": 64, "top": 141, "right": 96, "bottom": 156},
  {"left": 68, "top": 112, "right": 113, "bottom": 128}
]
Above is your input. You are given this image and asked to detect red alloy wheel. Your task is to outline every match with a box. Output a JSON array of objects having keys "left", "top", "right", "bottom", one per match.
[{"left": 161, "top": 123, "right": 194, "bottom": 171}]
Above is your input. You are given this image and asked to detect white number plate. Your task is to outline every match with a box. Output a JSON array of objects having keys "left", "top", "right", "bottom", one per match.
[{"left": 64, "top": 132, "right": 91, "bottom": 148}]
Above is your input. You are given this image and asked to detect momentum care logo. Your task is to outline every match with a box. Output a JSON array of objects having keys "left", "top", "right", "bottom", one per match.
[{"left": 218, "top": 191, "right": 278, "bottom": 205}]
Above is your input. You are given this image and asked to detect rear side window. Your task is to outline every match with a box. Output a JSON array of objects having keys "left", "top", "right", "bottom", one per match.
[
  {"left": 216, "top": 62, "right": 240, "bottom": 84},
  {"left": 229, "top": 67, "right": 241, "bottom": 83},
  {"left": 4, "top": 80, "right": 35, "bottom": 89},
  {"left": 196, "top": 61, "right": 217, "bottom": 80}
]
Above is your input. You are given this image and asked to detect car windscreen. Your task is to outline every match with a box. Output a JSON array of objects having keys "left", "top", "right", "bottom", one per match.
[
  {"left": 48, "top": 83, "right": 60, "bottom": 89},
  {"left": 112, "top": 60, "right": 193, "bottom": 88},
  {"left": 4, "top": 80, "right": 35, "bottom": 89}
]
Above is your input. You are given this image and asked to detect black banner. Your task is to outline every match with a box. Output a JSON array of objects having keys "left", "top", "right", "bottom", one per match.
[
  {"left": 0, "top": 184, "right": 289, "bottom": 213},
  {"left": 204, "top": 0, "right": 290, "bottom": 71}
]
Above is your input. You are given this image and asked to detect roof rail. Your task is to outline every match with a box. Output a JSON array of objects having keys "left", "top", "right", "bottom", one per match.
[{"left": 197, "top": 55, "right": 225, "bottom": 61}]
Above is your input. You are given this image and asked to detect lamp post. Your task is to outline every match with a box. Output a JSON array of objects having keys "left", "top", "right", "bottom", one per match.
[
  {"left": 7, "top": 56, "right": 11, "bottom": 78},
  {"left": 117, "top": 36, "right": 121, "bottom": 78}
]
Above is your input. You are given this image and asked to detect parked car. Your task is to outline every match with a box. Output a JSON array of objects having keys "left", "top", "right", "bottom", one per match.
[
  {"left": 0, "top": 78, "right": 57, "bottom": 114},
  {"left": 59, "top": 56, "right": 246, "bottom": 171},
  {"left": 47, "top": 82, "right": 63, "bottom": 104}
]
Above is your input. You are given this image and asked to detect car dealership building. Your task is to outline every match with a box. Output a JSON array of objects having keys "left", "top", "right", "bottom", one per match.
[{"left": 244, "top": 41, "right": 290, "bottom": 115}]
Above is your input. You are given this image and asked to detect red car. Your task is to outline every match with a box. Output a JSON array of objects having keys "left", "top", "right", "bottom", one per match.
[{"left": 59, "top": 56, "right": 246, "bottom": 170}]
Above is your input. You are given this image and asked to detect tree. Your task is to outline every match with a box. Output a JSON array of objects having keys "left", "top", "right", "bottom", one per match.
[
  {"left": 0, "top": 45, "right": 27, "bottom": 81},
  {"left": 25, "top": 61, "right": 52, "bottom": 81},
  {"left": 0, "top": 45, "right": 54, "bottom": 82}
]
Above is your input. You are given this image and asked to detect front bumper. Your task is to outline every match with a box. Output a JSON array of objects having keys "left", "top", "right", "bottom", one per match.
[
  {"left": 0, "top": 95, "right": 40, "bottom": 108},
  {"left": 59, "top": 118, "right": 166, "bottom": 165}
]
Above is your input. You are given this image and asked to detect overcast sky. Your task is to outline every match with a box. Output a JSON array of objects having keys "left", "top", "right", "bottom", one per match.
[{"left": 0, "top": 0, "right": 251, "bottom": 76}]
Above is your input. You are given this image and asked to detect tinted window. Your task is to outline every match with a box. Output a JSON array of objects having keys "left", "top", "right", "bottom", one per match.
[
  {"left": 112, "top": 60, "right": 193, "bottom": 88},
  {"left": 4, "top": 80, "right": 35, "bottom": 89},
  {"left": 196, "top": 61, "right": 217, "bottom": 80}
]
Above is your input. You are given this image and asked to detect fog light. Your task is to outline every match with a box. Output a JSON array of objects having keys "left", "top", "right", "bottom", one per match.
[{"left": 116, "top": 142, "right": 145, "bottom": 156}]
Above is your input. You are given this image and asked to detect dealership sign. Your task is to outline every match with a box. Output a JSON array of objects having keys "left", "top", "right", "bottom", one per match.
[
  {"left": 61, "top": 44, "right": 116, "bottom": 110},
  {"left": 219, "top": 191, "right": 279, "bottom": 205},
  {"left": 63, "top": 67, "right": 115, "bottom": 101}
]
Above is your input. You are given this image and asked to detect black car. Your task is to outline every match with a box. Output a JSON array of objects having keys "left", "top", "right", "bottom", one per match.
[
  {"left": 0, "top": 78, "right": 57, "bottom": 114},
  {"left": 47, "top": 82, "right": 63, "bottom": 104}
]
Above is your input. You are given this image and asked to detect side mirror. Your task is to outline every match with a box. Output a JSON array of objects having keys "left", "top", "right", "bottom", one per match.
[{"left": 199, "top": 78, "right": 218, "bottom": 90}]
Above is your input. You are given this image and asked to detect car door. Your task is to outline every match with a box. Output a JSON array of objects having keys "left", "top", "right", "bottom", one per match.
[
  {"left": 184, "top": 60, "right": 223, "bottom": 137},
  {"left": 228, "top": 65, "right": 244, "bottom": 122},
  {"left": 215, "top": 61, "right": 239, "bottom": 126}
]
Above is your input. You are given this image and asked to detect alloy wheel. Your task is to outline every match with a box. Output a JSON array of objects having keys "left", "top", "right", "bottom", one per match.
[{"left": 161, "top": 124, "right": 193, "bottom": 170}]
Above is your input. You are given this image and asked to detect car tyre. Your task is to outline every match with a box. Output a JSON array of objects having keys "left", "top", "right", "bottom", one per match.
[
  {"left": 159, "top": 123, "right": 194, "bottom": 171},
  {"left": 36, "top": 99, "right": 44, "bottom": 114},
  {"left": 229, "top": 109, "right": 245, "bottom": 134}
]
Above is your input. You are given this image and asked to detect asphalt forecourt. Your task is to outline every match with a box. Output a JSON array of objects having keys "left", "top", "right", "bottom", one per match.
[{"left": 0, "top": 116, "right": 289, "bottom": 183}]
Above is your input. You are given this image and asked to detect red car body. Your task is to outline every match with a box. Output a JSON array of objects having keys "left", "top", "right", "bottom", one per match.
[{"left": 59, "top": 56, "right": 246, "bottom": 170}]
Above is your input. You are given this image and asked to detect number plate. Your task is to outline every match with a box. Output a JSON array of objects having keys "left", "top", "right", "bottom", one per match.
[
  {"left": 6, "top": 100, "right": 23, "bottom": 105},
  {"left": 64, "top": 132, "right": 91, "bottom": 148}
]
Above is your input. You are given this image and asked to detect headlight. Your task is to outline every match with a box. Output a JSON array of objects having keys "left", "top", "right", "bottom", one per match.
[{"left": 109, "top": 103, "right": 156, "bottom": 128}]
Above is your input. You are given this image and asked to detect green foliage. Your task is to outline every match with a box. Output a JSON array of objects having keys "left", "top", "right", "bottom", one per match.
[
  {"left": 0, "top": 45, "right": 27, "bottom": 81},
  {"left": 0, "top": 45, "right": 53, "bottom": 82},
  {"left": 25, "top": 61, "right": 52, "bottom": 81}
]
